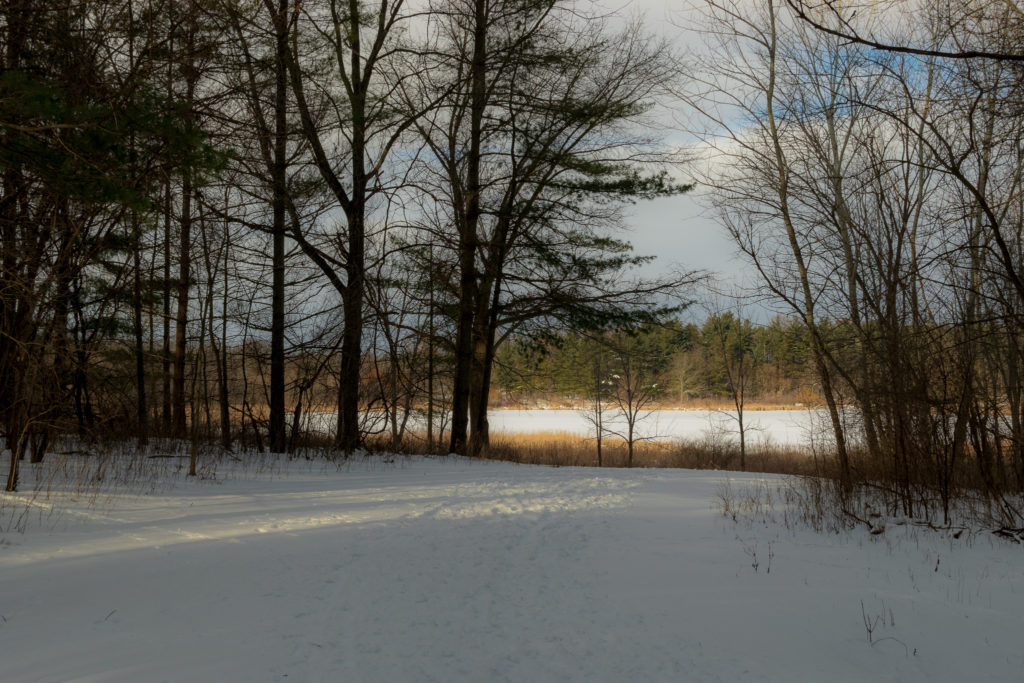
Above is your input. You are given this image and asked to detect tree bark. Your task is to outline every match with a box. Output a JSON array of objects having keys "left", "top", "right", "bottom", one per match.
[
  {"left": 132, "top": 210, "right": 149, "bottom": 447},
  {"left": 268, "top": 0, "right": 288, "bottom": 454},
  {"left": 449, "top": 0, "right": 487, "bottom": 455},
  {"left": 171, "top": 19, "right": 198, "bottom": 438}
]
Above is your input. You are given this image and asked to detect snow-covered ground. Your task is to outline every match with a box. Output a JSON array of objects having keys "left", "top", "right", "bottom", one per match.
[{"left": 1, "top": 454, "right": 1021, "bottom": 682}]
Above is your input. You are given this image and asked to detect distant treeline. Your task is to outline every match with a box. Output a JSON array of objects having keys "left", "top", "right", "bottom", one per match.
[{"left": 495, "top": 315, "right": 814, "bottom": 408}]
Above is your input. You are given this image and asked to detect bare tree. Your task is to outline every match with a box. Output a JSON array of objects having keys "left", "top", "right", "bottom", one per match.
[
  {"left": 419, "top": 0, "right": 689, "bottom": 455},
  {"left": 280, "top": 0, "right": 434, "bottom": 454},
  {"left": 602, "top": 329, "right": 668, "bottom": 468},
  {"left": 702, "top": 307, "right": 756, "bottom": 469},
  {"left": 684, "top": 0, "right": 1024, "bottom": 523}
]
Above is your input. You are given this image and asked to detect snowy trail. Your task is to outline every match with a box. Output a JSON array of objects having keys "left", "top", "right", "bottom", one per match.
[{"left": 1, "top": 456, "right": 1022, "bottom": 682}]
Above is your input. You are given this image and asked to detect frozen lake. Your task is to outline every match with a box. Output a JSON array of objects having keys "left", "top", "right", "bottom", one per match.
[
  {"left": 313, "top": 408, "right": 830, "bottom": 449},
  {"left": 485, "top": 409, "right": 825, "bottom": 448}
]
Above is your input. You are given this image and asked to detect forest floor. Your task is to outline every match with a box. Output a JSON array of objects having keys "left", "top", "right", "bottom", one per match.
[{"left": 1, "top": 451, "right": 1021, "bottom": 682}]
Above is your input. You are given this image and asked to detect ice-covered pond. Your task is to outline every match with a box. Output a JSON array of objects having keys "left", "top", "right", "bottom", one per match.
[
  {"left": 311, "top": 408, "right": 831, "bottom": 449},
  {"left": 485, "top": 409, "right": 825, "bottom": 448}
]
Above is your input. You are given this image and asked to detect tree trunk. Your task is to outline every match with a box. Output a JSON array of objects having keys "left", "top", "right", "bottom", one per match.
[
  {"left": 268, "top": 0, "right": 288, "bottom": 454},
  {"left": 337, "top": 84, "right": 367, "bottom": 455},
  {"left": 172, "top": 176, "right": 192, "bottom": 437},
  {"left": 449, "top": 0, "right": 487, "bottom": 456},
  {"left": 467, "top": 323, "right": 489, "bottom": 457},
  {"left": 172, "top": 10, "right": 198, "bottom": 438},
  {"left": 764, "top": 3, "right": 850, "bottom": 488},
  {"left": 426, "top": 272, "right": 435, "bottom": 452},
  {"left": 219, "top": 208, "right": 232, "bottom": 451},
  {"left": 338, "top": 207, "right": 364, "bottom": 454},
  {"left": 161, "top": 178, "right": 172, "bottom": 431},
  {"left": 132, "top": 211, "right": 149, "bottom": 447}
]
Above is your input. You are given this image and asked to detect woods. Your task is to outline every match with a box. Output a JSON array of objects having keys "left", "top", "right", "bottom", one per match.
[
  {"left": 3, "top": 0, "right": 1024, "bottom": 527},
  {"left": 0, "top": 0, "right": 689, "bottom": 489},
  {"left": 686, "top": 0, "right": 1024, "bottom": 524}
]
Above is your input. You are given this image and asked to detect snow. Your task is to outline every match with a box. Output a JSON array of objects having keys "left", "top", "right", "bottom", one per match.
[
  {"left": 312, "top": 408, "right": 826, "bottom": 447},
  {"left": 1, "top": 454, "right": 1022, "bottom": 682},
  {"left": 486, "top": 408, "right": 821, "bottom": 447}
]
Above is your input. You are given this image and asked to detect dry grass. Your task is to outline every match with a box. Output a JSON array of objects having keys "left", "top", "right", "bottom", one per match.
[
  {"left": 497, "top": 432, "right": 818, "bottom": 473},
  {"left": 363, "top": 429, "right": 818, "bottom": 474}
]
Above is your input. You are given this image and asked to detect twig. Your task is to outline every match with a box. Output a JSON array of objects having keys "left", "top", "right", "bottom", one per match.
[
  {"left": 992, "top": 528, "right": 1024, "bottom": 544},
  {"left": 842, "top": 507, "right": 873, "bottom": 530},
  {"left": 871, "top": 636, "right": 909, "bottom": 657}
]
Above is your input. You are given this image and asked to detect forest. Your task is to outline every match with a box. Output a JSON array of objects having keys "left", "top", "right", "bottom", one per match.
[
  {"left": 3, "top": 0, "right": 1024, "bottom": 526},
  {"left": 0, "top": 0, "right": 692, "bottom": 481}
]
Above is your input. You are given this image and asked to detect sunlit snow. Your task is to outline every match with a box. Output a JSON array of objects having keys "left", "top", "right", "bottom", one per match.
[{"left": 1, "top": 454, "right": 1020, "bottom": 682}]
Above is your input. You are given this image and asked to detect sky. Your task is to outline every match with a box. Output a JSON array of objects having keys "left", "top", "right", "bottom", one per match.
[
  {"left": 610, "top": 0, "right": 748, "bottom": 284},
  {"left": 624, "top": 192, "right": 738, "bottom": 278}
]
